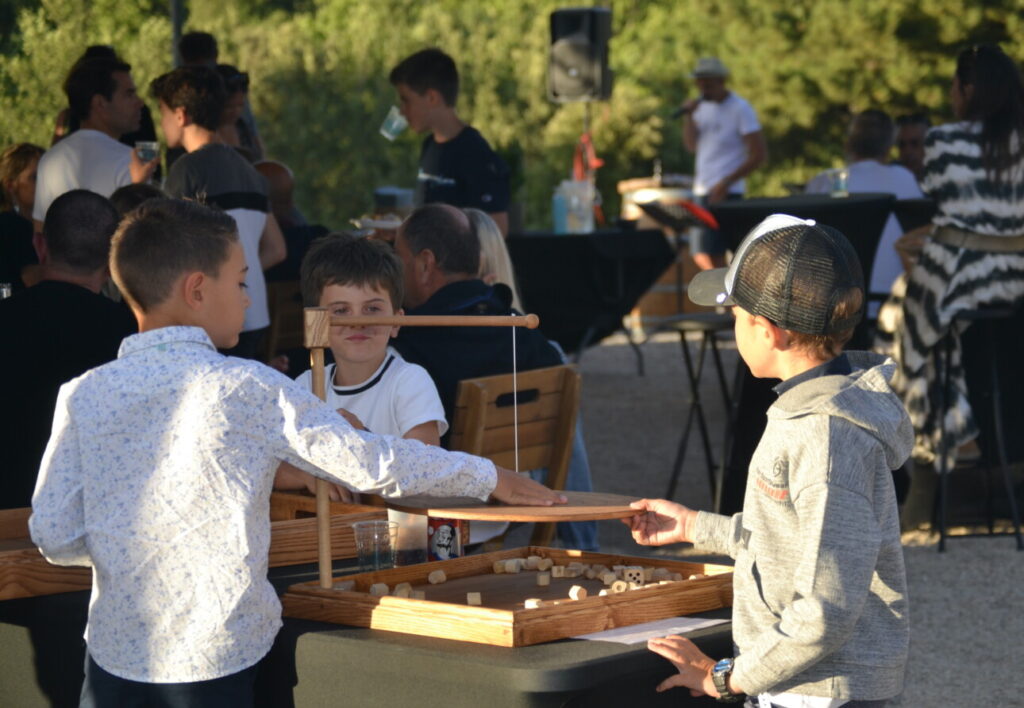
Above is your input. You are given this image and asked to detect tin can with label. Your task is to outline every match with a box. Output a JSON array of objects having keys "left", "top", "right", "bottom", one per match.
[{"left": 427, "top": 517, "right": 468, "bottom": 561}]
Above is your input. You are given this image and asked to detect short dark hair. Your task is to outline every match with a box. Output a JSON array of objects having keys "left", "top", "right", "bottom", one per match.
[
  {"left": 400, "top": 204, "right": 479, "bottom": 276},
  {"left": 389, "top": 48, "right": 459, "bottom": 106},
  {"left": 786, "top": 287, "right": 864, "bottom": 360},
  {"left": 150, "top": 66, "right": 226, "bottom": 132},
  {"left": 845, "top": 109, "right": 895, "bottom": 160},
  {"left": 42, "top": 190, "right": 120, "bottom": 274},
  {"left": 214, "top": 64, "right": 250, "bottom": 95},
  {"left": 111, "top": 198, "right": 238, "bottom": 312},
  {"left": 64, "top": 57, "right": 132, "bottom": 123},
  {"left": 178, "top": 31, "right": 218, "bottom": 65},
  {"left": 895, "top": 112, "right": 930, "bottom": 129},
  {"left": 109, "top": 183, "right": 166, "bottom": 216},
  {"left": 300, "top": 232, "right": 404, "bottom": 309}
]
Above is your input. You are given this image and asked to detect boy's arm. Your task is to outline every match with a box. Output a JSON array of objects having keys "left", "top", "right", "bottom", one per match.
[
  {"left": 729, "top": 481, "right": 881, "bottom": 696},
  {"left": 275, "top": 382, "right": 556, "bottom": 503},
  {"left": 258, "top": 213, "right": 287, "bottom": 270},
  {"left": 28, "top": 386, "right": 92, "bottom": 567}
]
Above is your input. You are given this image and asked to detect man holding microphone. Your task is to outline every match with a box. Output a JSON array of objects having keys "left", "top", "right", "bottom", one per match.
[{"left": 678, "top": 57, "right": 767, "bottom": 270}]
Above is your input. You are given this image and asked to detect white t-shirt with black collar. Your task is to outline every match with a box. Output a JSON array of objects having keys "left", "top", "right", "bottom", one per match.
[{"left": 294, "top": 347, "right": 447, "bottom": 439}]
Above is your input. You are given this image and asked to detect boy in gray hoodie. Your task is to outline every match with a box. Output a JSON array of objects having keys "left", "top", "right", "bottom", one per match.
[{"left": 626, "top": 214, "right": 913, "bottom": 707}]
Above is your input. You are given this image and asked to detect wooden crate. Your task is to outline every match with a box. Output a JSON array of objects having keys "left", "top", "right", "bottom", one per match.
[
  {"left": 0, "top": 506, "right": 387, "bottom": 601},
  {"left": 281, "top": 547, "right": 732, "bottom": 647}
]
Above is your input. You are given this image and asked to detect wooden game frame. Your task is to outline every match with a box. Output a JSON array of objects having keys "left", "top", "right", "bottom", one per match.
[{"left": 282, "top": 546, "right": 732, "bottom": 647}]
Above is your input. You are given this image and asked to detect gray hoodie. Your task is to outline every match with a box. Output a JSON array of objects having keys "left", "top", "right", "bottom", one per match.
[{"left": 693, "top": 352, "right": 913, "bottom": 699}]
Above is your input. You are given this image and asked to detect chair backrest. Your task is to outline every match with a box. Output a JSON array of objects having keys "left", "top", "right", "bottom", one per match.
[
  {"left": 449, "top": 365, "right": 580, "bottom": 549},
  {"left": 262, "top": 280, "right": 305, "bottom": 361}
]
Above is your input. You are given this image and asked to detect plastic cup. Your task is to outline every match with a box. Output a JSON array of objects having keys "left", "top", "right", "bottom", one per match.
[
  {"left": 352, "top": 520, "right": 399, "bottom": 571},
  {"left": 135, "top": 140, "right": 159, "bottom": 163},
  {"left": 379, "top": 106, "right": 408, "bottom": 141}
]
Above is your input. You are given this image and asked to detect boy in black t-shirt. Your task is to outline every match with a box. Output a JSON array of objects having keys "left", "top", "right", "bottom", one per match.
[{"left": 389, "top": 48, "right": 510, "bottom": 234}]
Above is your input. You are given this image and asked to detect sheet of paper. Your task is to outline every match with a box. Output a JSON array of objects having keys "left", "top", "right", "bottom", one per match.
[{"left": 573, "top": 616, "right": 729, "bottom": 645}]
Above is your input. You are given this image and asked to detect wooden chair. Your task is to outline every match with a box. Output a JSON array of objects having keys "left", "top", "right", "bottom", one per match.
[
  {"left": 448, "top": 364, "right": 581, "bottom": 547},
  {"left": 261, "top": 280, "right": 306, "bottom": 362}
]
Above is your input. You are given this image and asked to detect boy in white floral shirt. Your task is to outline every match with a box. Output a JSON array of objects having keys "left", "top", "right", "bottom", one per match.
[{"left": 29, "top": 198, "right": 562, "bottom": 706}]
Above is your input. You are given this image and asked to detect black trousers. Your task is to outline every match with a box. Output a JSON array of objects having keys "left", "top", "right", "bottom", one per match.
[{"left": 80, "top": 653, "right": 258, "bottom": 708}]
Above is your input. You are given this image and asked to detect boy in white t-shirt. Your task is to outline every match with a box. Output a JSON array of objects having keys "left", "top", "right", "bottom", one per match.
[{"left": 275, "top": 232, "right": 447, "bottom": 497}]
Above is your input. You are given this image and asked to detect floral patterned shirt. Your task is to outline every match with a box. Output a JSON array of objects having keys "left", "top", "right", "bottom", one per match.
[{"left": 30, "top": 326, "right": 495, "bottom": 682}]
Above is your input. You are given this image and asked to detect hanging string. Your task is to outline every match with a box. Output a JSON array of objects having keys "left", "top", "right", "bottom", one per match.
[{"left": 511, "top": 321, "right": 519, "bottom": 475}]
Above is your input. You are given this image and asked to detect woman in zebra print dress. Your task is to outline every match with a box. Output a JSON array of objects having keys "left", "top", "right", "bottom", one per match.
[{"left": 896, "top": 44, "right": 1024, "bottom": 469}]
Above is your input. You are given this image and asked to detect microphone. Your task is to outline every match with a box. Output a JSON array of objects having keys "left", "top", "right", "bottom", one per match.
[{"left": 671, "top": 99, "right": 700, "bottom": 120}]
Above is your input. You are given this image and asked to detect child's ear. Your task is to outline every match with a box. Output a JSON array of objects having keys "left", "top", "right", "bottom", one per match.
[
  {"left": 390, "top": 307, "right": 404, "bottom": 338},
  {"left": 175, "top": 105, "right": 188, "bottom": 128},
  {"left": 753, "top": 315, "right": 784, "bottom": 350},
  {"left": 182, "top": 271, "right": 206, "bottom": 310}
]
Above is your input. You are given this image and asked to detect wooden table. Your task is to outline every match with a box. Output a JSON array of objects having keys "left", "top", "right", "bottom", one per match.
[{"left": 0, "top": 561, "right": 733, "bottom": 708}]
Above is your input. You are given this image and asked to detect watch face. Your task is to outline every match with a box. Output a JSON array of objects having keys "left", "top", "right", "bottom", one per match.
[{"left": 714, "top": 657, "right": 734, "bottom": 674}]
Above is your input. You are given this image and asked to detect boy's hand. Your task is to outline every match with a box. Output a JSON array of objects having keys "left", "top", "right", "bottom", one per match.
[
  {"left": 336, "top": 408, "right": 366, "bottom": 430},
  {"left": 622, "top": 498, "right": 697, "bottom": 546},
  {"left": 129, "top": 148, "right": 159, "bottom": 184},
  {"left": 490, "top": 468, "right": 567, "bottom": 506},
  {"left": 647, "top": 636, "right": 718, "bottom": 697}
]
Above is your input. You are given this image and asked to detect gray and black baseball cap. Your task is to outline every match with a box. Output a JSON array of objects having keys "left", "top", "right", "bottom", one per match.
[{"left": 687, "top": 213, "right": 865, "bottom": 335}]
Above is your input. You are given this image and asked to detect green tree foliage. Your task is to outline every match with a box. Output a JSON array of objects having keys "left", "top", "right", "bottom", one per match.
[{"left": 2, "top": 0, "right": 1022, "bottom": 229}]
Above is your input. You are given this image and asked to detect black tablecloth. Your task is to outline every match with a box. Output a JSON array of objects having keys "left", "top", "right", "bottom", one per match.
[
  {"left": 0, "top": 561, "right": 733, "bottom": 708},
  {"left": 507, "top": 228, "right": 675, "bottom": 354}
]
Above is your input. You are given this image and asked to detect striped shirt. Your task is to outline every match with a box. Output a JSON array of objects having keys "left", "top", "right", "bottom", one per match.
[
  {"left": 922, "top": 121, "right": 1024, "bottom": 236},
  {"left": 30, "top": 326, "right": 496, "bottom": 683}
]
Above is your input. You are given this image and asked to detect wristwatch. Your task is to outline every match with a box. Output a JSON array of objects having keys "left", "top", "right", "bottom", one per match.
[{"left": 711, "top": 657, "right": 743, "bottom": 703}]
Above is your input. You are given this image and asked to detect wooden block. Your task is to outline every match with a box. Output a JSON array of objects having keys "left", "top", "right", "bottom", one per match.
[
  {"left": 584, "top": 568, "right": 597, "bottom": 579},
  {"left": 504, "top": 559, "right": 522, "bottom": 574},
  {"left": 412, "top": 590, "right": 426, "bottom": 600},
  {"left": 652, "top": 567, "right": 671, "bottom": 581},
  {"left": 537, "top": 558, "right": 553, "bottom": 571},
  {"left": 611, "top": 580, "right": 629, "bottom": 594},
  {"left": 492, "top": 560, "right": 506, "bottom": 574},
  {"left": 623, "top": 566, "right": 644, "bottom": 584},
  {"left": 467, "top": 592, "right": 482, "bottom": 606},
  {"left": 628, "top": 581, "right": 644, "bottom": 590},
  {"left": 428, "top": 570, "right": 447, "bottom": 584},
  {"left": 643, "top": 567, "right": 655, "bottom": 582},
  {"left": 524, "top": 598, "right": 543, "bottom": 609},
  {"left": 369, "top": 583, "right": 389, "bottom": 597},
  {"left": 568, "top": 585, "right": 587, "bottom": 601},
  {"left": 598, "top": 589, "right": 610, "bottom": 597},
  {"left": 564, "top": 567, "right": 582, "bottom": 579},
  {"left": 671, "top": 573, "right": 683, "bottom": 582},
  {"left": 336, "top": 580, "right": 355, "bottom": 592},
  {"left": 600, "top": 571, "right": 617, "bottom": 586},
  {"left": 612, "top": 565, "right": 625, "bottom": 578},
  {"left": 688, "top": 573, "right": 707, "bottom": 580},
  {"left": 551, "top": 565, "right": 566, "bottom": 578},
  {"left": 393, "top": 582, "right": 412, "bottom": 598},
  {"left": 536, "top": 572, "right": 551, "bottom": 587},
  {"left": 525, "top": 555, "right": 541, "bottom": 570}
]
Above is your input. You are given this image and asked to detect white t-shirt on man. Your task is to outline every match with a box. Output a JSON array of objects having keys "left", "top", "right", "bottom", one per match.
[
  {"left": 806, "top": 159, "right": 923, "bottom": 308},
  {"left": 294, "top": 347, "right": 447, "bottom": 439},
  {"left": 693, "top": 93, "right": 761, "bottom": 196},
  {"left": 32, "top": 129, "right": 132, "bottom": 221}
]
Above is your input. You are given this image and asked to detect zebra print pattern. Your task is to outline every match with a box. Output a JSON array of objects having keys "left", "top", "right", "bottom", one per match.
[
  {"left": 922, "top": 121, "right": 1024, "bottom": 236},
  {"left": 894, "top": 239, "right": 1024, "bottom": 469}
]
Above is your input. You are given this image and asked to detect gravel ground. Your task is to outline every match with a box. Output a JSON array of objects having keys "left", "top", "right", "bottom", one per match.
[{"left": 564, "top": 332, "right": 1023, "bottom": 707}]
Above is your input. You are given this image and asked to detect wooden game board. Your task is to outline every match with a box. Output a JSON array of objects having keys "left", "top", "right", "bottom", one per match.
[{"left": 281, "top": 546, "right": 732, "bottom": 647}]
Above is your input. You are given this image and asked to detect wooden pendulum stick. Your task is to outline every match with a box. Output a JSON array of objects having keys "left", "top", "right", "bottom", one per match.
[{"left": 303, "top": 308, "right": 540, "bottom": 589}]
